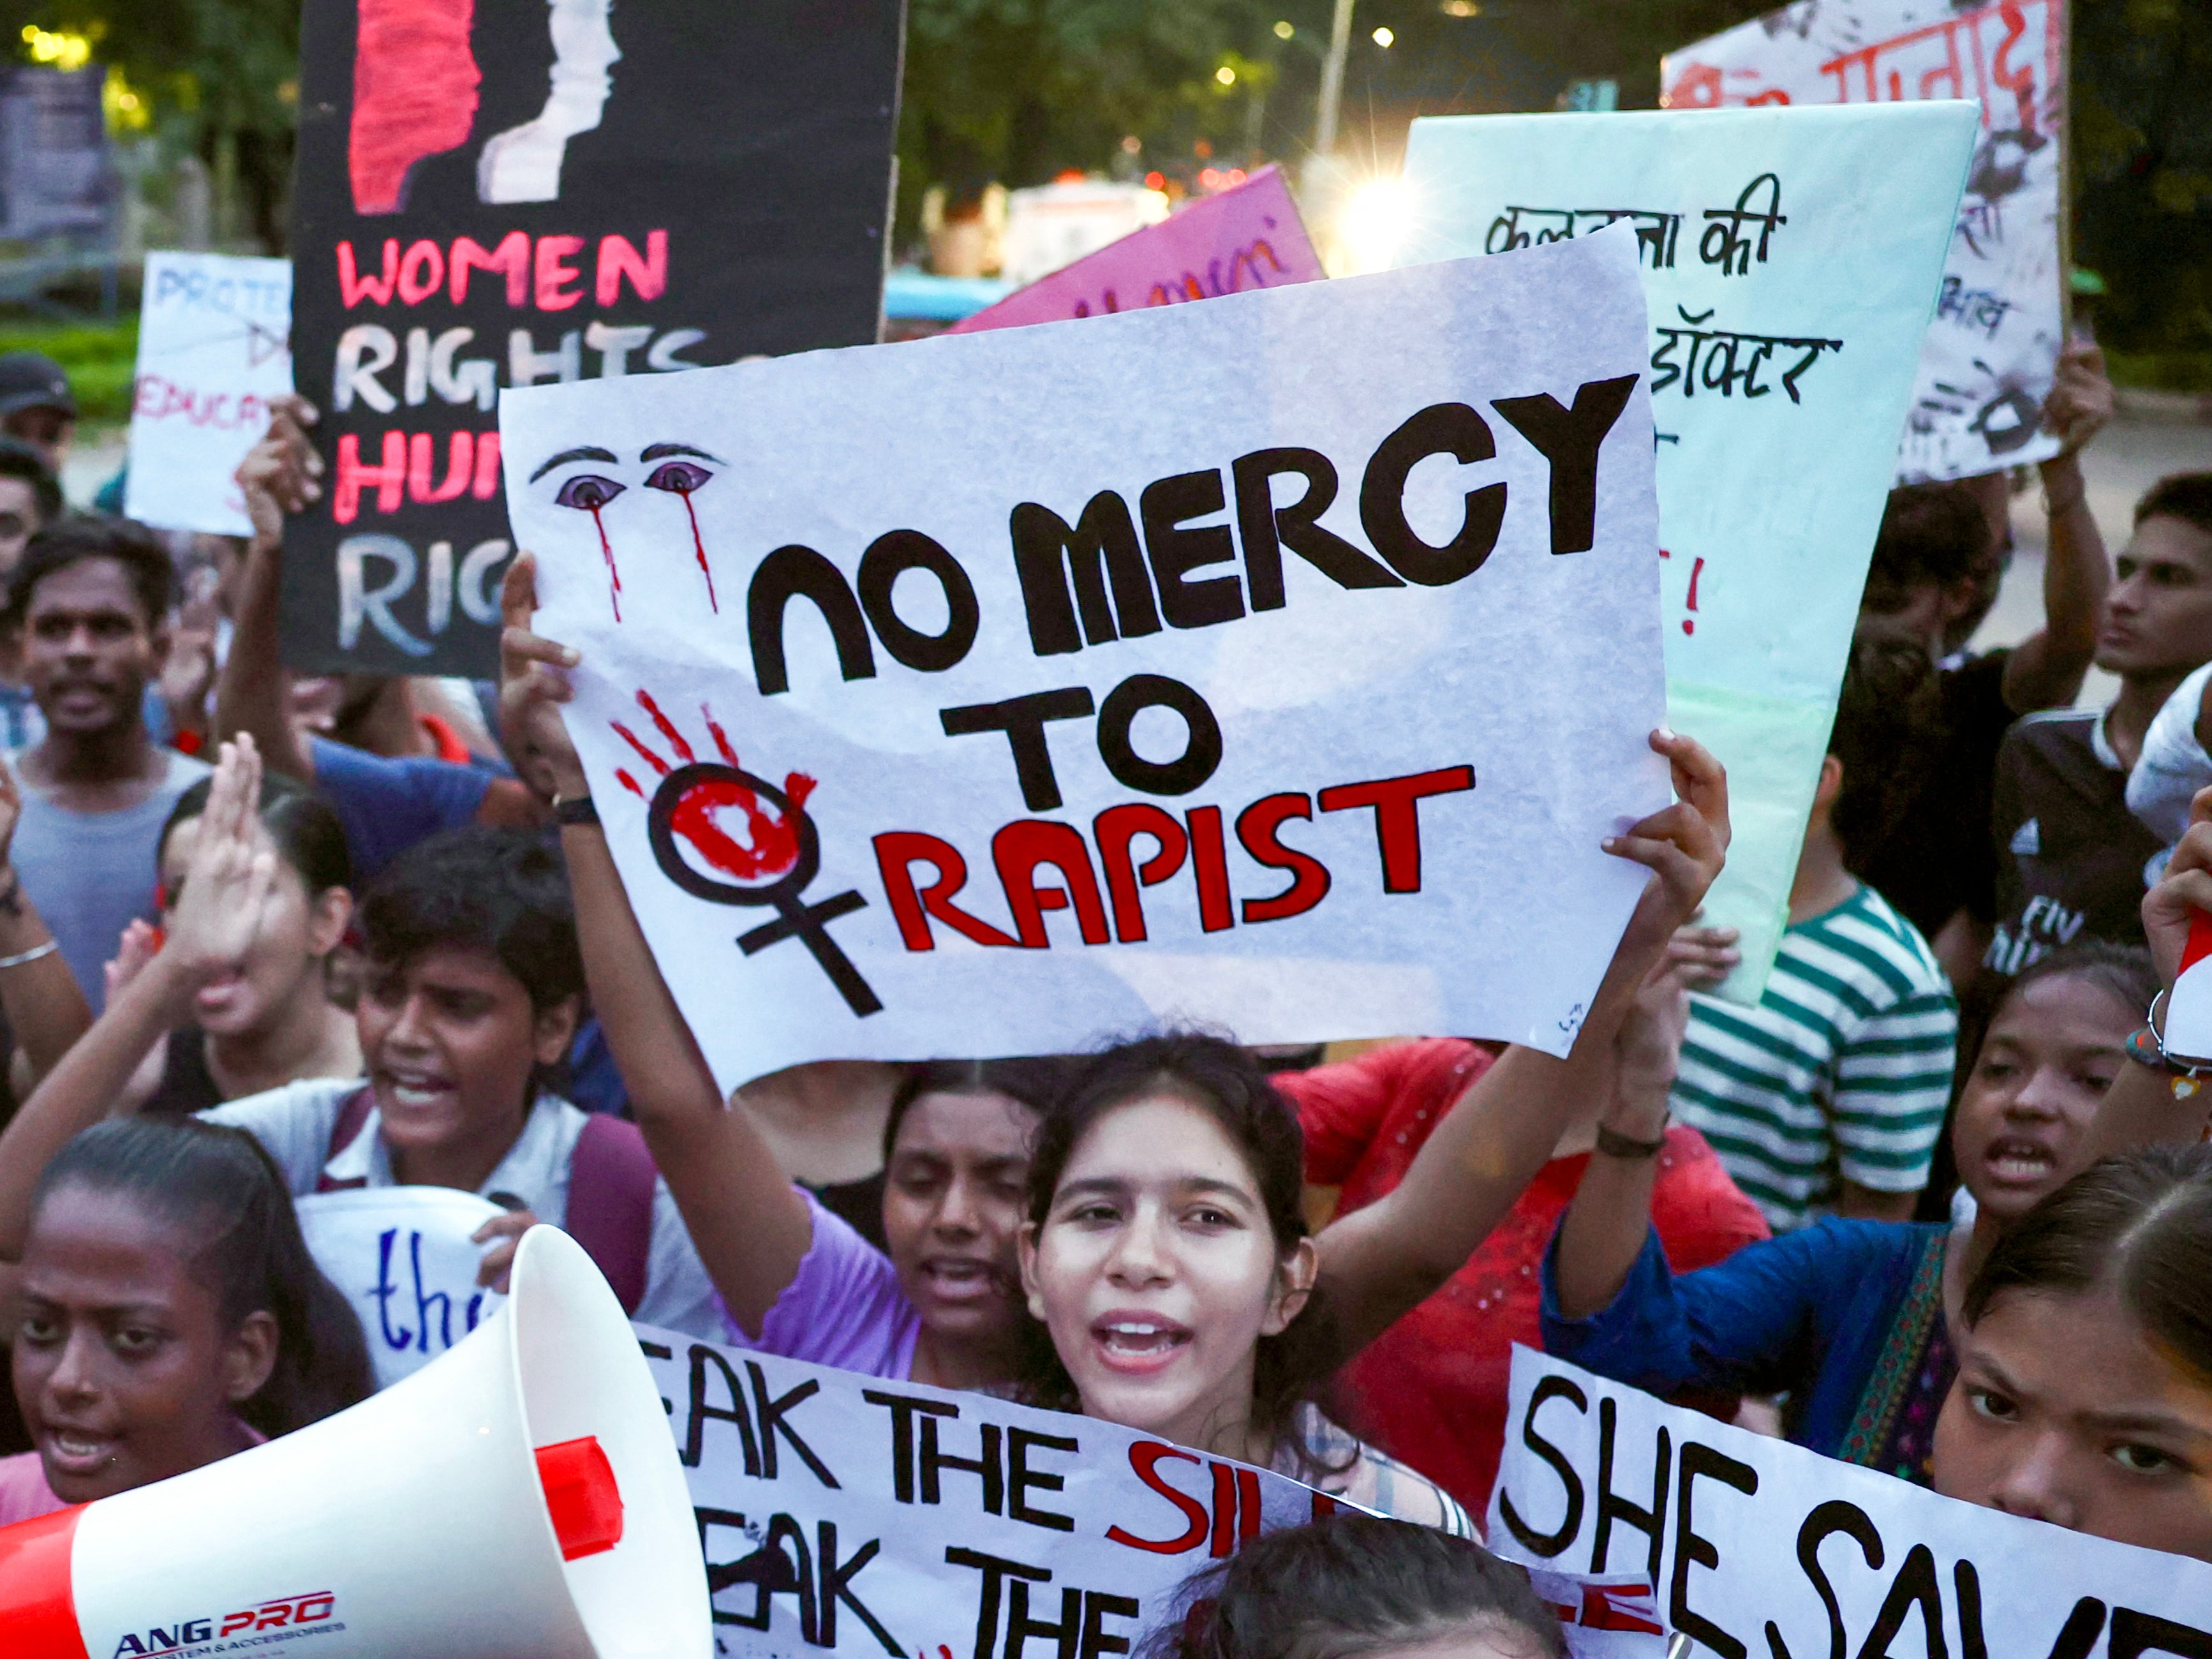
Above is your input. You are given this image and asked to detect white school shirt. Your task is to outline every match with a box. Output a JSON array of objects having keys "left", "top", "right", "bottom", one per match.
[{"left": 201, "top": 1078, "right": 724, "bottom": 1341}]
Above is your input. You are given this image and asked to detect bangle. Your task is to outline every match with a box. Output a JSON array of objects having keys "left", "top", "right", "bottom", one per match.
[
  {"left": 2130, "top": 995, "right": 2212, "bottom": 1099},
  {"left": 554, "top": 794, "right": 599, "bottom": 827},
  {"left": 1596, "top": 1122, "right": 1668, "bottom": 1159},
  {"left": 0, "top": 939, "right": 57, "bottom": 970}
]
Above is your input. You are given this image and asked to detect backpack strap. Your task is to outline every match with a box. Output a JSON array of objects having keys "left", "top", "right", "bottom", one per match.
[
  {"left": 314, "top": 1086, "right": 378, "bottom": 1194},
  {"left": 565, "top": 1115, "right": 659, "bottom": 1316}
]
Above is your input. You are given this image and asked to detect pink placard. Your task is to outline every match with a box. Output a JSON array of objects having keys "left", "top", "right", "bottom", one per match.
[{"left": 949, "top": 164, "right": 1325, "bottom": 334}]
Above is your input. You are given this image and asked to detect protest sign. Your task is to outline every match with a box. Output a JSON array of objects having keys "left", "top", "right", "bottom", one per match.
[
  {"left": 123, "top": 253, "right": 293, "bottom": 537},
  {"left": 1397, "top": 106, "right": 1973, "bottom": 999},
  {"left": 0, "top": 64, "right": 116, "bottom": 241},
  {"left": 295, "top": 1186, "right": 504, "bottom": 1388},
  {"left": 951, "top": 167, "right": 1325, "bottom": 334},
  {"left": 1489, "top": 1348, "right": 2212, "bottom": 1658},
  {"left": 1662, "top": 0, "right": 2068, "bottom": 482},
  {"left": 503, "top": 233, "right": 1666, "bottom": 1087},
  {"left": 635, "top": 1322, "right": 1341, "bottom": 1656},
  {"left": 285, "top": 0, "right": 905, "bottom": 676}
]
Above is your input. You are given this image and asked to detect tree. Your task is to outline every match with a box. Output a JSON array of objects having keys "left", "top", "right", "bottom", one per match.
[{"left": 1, "top": 0, "right": 300, "bottom": 250}]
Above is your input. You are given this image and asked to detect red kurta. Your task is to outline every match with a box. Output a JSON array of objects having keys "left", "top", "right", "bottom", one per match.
[{"left": 1278, "top": 1038, "right": 1770, "bottom": 1515}]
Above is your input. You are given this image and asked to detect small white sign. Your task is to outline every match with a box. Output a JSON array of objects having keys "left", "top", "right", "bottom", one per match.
[
  {"left": 296, "top": 1186, "right": 505, "bottom": 1388},
  {"left": 124, "top": 251, "right": 293, "bottom": 535}
]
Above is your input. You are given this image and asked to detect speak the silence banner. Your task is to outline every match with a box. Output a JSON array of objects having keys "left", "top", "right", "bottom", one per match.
[
  {"left": 1489, "top": 1349, "right": 2212, "bottom": 1658},
  {"left": 635, "top": 1323, "right": 1342, "bottom": 1657},
  {"left": 502, "top": 232, "right": 1668, "bottom": 1087}
]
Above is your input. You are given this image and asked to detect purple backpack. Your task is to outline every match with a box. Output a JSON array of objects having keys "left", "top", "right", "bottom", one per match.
[{"left": 315, "top": 1087, "right": 658, "bottom": 1315}]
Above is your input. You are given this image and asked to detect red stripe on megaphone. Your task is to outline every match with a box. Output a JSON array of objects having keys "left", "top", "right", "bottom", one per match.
[
  {"left": 0, "top": 1502, "right": 89, "bottom": 1659},
  {"left": 535, "top": 1436, "right": 623, "bottom": 1562}
]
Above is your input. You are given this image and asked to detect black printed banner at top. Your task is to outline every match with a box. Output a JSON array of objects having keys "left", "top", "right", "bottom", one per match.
[{"left": 285, "top": 0, "right": 905, "bottom": 675}]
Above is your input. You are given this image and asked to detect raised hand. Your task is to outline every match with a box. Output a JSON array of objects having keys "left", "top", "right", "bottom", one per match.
[
  {"left": 498, "top": 553, "right": 588, "bottom": 804},
  {"left": 235, "top": 394, "right": 322, "bottom": 549},
  {"left": 2042, "top": 336, "right": 2114, "bottom": 457},
  {"left": 159, "top": 736, "right": 279, "bottom": 995},
  {"left": 1606, "top": 729, "right": 1730, "bottom": 949},
  {"left": 2143, "top": 785, "right": 2212, "bottom": 992}
]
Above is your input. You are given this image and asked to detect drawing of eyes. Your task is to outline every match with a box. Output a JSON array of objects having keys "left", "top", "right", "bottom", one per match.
[
  {"left": 643, "top": 461, "right": 713, "bottom": 496},
  {"left": 554, "top": 473, "right": 625, "bottom": 510}
]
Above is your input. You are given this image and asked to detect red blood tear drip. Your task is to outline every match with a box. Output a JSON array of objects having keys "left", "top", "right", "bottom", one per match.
[
  {"left": 590, "top": 503, "right": 621, "bottom": 622},
  {"left": 677, "top": 489, "right": 718, "bottom": 613}
]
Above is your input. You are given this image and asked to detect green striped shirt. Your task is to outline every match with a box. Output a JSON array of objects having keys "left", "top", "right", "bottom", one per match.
[{"left": 1670, "top": 884, "right": 1956, "bottom": 1232}]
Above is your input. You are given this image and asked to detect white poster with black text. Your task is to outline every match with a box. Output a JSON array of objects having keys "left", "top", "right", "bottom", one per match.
[
  {"left": 1489, "top": 1348, "right": 2212, "bottom": 1658},
  {"left": 501, "top": 232, "right": 1667, "bottom": 1087},
  {"left": 637, "top": 1323, "right": 1347, "bottom": 1658}
]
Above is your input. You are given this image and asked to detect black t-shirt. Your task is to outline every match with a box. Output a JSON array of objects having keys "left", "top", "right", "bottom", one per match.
[
  {"left": 1985, "top": 709, "right": 2162, "bottom": 973},
  {"left": 1861, "top": 650, "right": 2016, "bottom": 939},
  {"left": 806, "top": 1170, "right": 889, "bottom": 1254},
  {"left": 141, "top": 1028, "right": 227, "bottom": 1118}
]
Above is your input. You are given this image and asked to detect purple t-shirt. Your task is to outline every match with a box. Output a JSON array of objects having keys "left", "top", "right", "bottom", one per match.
[
  {"left": 0, "top": 1449, "right": 66, "bottom": 1526},
  {"left": 718, "top": 1188, "right": 921, "bottom": 1378}
]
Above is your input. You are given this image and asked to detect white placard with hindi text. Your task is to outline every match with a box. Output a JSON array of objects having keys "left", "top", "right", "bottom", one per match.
[
  {"left": 295, "top": 1186, "right": 504, "bottom": 1388},
  {"left": 1397, "top": 105, "right": 1974, "bottom": 999},
  {"left": 503, "top": 234, "right": 1667, "bottom": 1087},
  {"left": 1661, "top": 0, "right": 2068, "bottom": 483},
  {"left": 1490, "top": 1348, "right": 2212, "bottom": 1659},
  {"left": 636, "top": 1323, "right": 1344, "bottom": 1657},
  {"left": 124, "top": 251, "right": 293, "bottom": 535}
]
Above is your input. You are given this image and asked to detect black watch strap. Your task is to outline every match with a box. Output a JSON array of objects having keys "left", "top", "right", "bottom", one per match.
[
  {"left": 554, "top": 794, "right": 600, "bottom": 827},
  {"left": 1596, "top": 1122, "right": 1668, "bottom": 1160}
]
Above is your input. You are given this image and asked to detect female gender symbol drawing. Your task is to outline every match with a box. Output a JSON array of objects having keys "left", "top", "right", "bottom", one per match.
[{"left": 613, "top": 690, "right": 880, "bottom": 1017}]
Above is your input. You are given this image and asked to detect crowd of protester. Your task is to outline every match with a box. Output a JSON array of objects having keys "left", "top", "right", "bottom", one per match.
[{"left": 0, "top": 335, "right": 2206, "bottom": 1649}]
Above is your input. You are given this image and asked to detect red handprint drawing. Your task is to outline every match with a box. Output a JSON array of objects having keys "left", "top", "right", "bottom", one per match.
[{"left": 612, "top": 688, "right": 879, "bottom": 1017}]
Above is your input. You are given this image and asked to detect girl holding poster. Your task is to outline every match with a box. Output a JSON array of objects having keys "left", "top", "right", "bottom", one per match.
[
  {"left": 1547, "top": 941, "right": 2164, "bottom": 1484},
  {"left": 0, "top": 1115, "right": 373, "bottom": 1524},
  {"left": 499, "top": 554, "right": 1731, "bottom": 1526},
  {"left": 106, "top": 768, "right": 360, "bottom": 1115}
]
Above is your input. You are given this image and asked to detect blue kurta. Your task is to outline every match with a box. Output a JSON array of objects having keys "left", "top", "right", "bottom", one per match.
[{"left": 1541, "top": 1218, "right": 1947, "bottom": 1464}]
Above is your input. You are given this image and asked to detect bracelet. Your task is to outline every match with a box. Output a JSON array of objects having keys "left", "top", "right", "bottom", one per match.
[
  {"left": 2131, "top": 993, "right": 2212, "bottom": 1099},
  {"left": 1596, "top": 1122, "right": 1668, "bottom": 1159},
  {"left": 0, "top": 939, "right": 58, "bottom": 970},
  {"left": 554, "top": 794, "right": 600, "bottom": 827}
]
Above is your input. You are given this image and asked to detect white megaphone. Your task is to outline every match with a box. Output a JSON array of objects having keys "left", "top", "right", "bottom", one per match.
[{"left": 0, "top": 1224, "right": 708, "bottom": 1659}]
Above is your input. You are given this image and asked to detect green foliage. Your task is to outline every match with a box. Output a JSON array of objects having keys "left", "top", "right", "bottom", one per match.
[
  {"left": 2072, "top": 0, "right": 2212, "bottom": 365},
  {"left": 0, "top": 0, "right": 300, "bottom": 248},
  {"left": 0, "top": 316, "right": 137, "bottom": 424},
  {"left": 896, "top": 0, "right": 1291, "bottom": 236}
]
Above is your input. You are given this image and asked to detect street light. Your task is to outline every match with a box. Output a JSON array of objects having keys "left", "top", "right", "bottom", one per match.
[
  {"left": 1314, "top": 0, "right": 1356, "bottom": 158},
  {"left": 1372, "top": 26, "right": 1394, "bottom": 45}
]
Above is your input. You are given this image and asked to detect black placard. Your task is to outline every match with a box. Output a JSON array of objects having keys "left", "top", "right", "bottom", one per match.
[{"left": 286, "top": 0, "right": 905, "bottom": 674}]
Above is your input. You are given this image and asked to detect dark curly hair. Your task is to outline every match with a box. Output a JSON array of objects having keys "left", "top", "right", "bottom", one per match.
[
  {"left": 1862, "top": 480, "right": 1989, "bottom": 610},
  {"left": 359, "top": 826, "right": 583, "bottom": 1012},
  {"left": 1830, "top": 634, "right": 1946, "bottom": 870},
  {"left": 1148, "top": 1513, "right": 1566, "bottom": 1659},
  {"left": 1020, "top": 1031, "right": 1346, "bottom": 1479}
]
